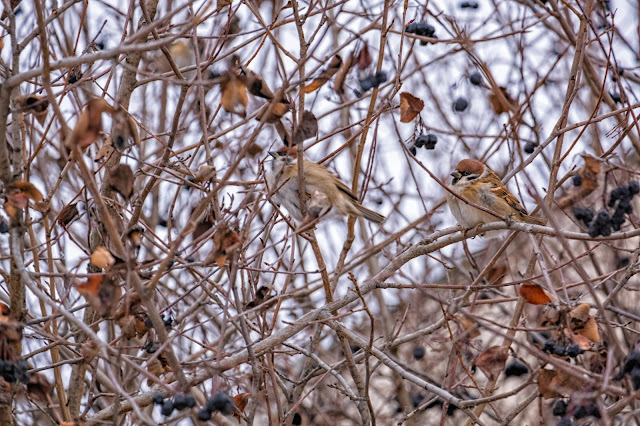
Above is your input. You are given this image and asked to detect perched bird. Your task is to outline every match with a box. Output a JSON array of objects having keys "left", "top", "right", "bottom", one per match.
[
  {"left": 264, "top": 148, "right": 385, "bottom": 224},
  {"left": 446, "top": 159, "right": 544, "bottom": 228}
]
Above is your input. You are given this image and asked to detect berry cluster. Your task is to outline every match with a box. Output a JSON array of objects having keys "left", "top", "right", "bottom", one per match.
[
  {"left": 542, "top": 340, "right": 584, "bottom": 358},
  {"left": 197, "top": 391, "right": 236, "bottom": 421},
  {"left": 405, "top": 22, "right": 436, "bottom": 45},
  {"left": 459, "top": 1, "right": 479, "bottom": 8},
  {"left": 358, "top": 71, "right": 387, "bottom": 93},
  {"left": 409, "top": 134, "right": 437, "bottom": 155},
  {"left": 554, "top": 399, "right": 601, "bottom": 424},
  {"left": 573, "top": 181, "right": 638, "bottom": 237},
  {"left": 614, "top": 350, "right": 640, "bottom": 390},
  {"left": 152, "top": 392, "right": 197, "bottom": 417},
  {"left": 0, "top": 359, "right": 29, "bottom": 383}
]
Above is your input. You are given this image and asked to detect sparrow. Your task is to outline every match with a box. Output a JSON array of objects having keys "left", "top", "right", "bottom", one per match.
[
  {"left": 446, "top": 159, "right": 544, "bottom": 228},
  {"left": 264, "top": 147, "right": 385, "bottom": 224}
]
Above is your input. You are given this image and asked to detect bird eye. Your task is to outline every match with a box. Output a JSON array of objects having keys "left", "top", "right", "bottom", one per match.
[{"left": 460, "top": 171, "right": 471, "bottom": 176}]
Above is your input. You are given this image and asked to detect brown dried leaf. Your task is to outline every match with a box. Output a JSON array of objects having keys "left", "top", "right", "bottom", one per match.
[
  {"left": 94, "top": 137, "right": 114, "bottom": 162},
  {"left": 108, "top": 164, "right": 134, "bottom": 200},
  {"left": 90, "top": 247, "right": 115, "bottom": 270},
  {"left": 77, "top": 274, "right": 121, "bottom": 317},
  {"left": 399, "top": 92, "right": 424, "bottom": 123},
  {"left": 333, "top": 51, "right": 354, "bottom": 95},
  {"left": 0, "top": 318, "right": 22, "bottom": 343},
  {"left": 205, "top": 224, "right": 241, "bottom": 267},
  {"left": 0, "top": 304, "right": 9, "bottom": 317},
  {"left": 26, "top": 371, "right": 51, "bottom": 402},
  {"left": 15, "top": 95, "right": 49, "bottom": 125},
  {"left": 7, "top": 181, "right": 43, "bottom": 203},
  {"left": 357, "top": 44, "right": 373, "bottom": 70},
  {"left": 567, "top": 332, "right": 592, "bottom": 351},
  {"left": 292, "top": 111, "right": 318, "bottom": 145},
  {"left": 242, "top": 69, "right": 274, "bottom": 100},
  {"left": 233, "top": 393, "right": 250, "bottom": 422},
  {"left": 519, "top": 282, "right": 553, "bottom": 305},
  {"left": 246, "top": 286, "right": 275, "bottom": 309},
  {"left": 256, "top": 99, "right": 291, "bottom": 123},
  {"left": 112, "top": 111, "right": 140, "bottom": 150},
  {"left": 56, "top": 203, "right": 78, "bottom": 226},
  {"left": 81, "top": 339, "right": 99, "bottom": 364},
  {"left": 65, "top": 98, "right": 115, "bottom": 150},
  {"left": 217, "top": 0, "right": 232, "bottom": 11},
  {"left": 488, "top": 86, "right": 514, "bottom": 114},
  {"left": 557, "top": 155, "right": 601, "bottom": 209},
  {"left": 454, "top": 315, "right": 481, "bottom": 339},
  {"left": 301, "top": 55, "right": 342, "bottom": 94},
  {"left": 577, "top": 317, "right": 600, "bottom": 343},
  {"left": 474, "top": 346, "right": 508, "bottom": 380},
  {"left": 246, "top": 143, "right": 263, "bottom": 157},
  {"left": 126, "top": 227, "right": 144, "bottom": 249},
  {"left": 195, "top": 165, "right": 216, "bottom": 184},
  {"left": 538, "top": 369, "right": 561, "bottom": 399},
  {"left": 569, "top": 303, "right": 591, "bottom": 323},
  {"left": 220, "top": 72, "right": 248, "bottom": 117}
]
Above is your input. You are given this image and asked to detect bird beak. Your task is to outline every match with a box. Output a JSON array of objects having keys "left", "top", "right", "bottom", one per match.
[
  {"left": 450, "top": 171, "right": 462, "bottom": 179},
  {"left": 268, "top": 151, "right": 278, "bottom": 158}
]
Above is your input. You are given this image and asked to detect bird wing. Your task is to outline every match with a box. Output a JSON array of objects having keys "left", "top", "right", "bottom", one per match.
[{"left": 490, "top": 184, "right": 529, "bottom": 217}]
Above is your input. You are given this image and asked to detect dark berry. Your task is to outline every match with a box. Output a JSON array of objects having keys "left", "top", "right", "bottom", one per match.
[
  {"left": 406, "top": 22, "right": 435, "bottom": 37},
  {"left": 173, "top": 393, "right": 187, "bottom": 411},
  {"left": 573, "top": 207, "right": 594, "bottom": 225},
  {"left": 557, "top": 418, "right": 574, "bottom": 426},
  {"left": 425, "top": 134, "right": 437, "bottom": 149},
  {"left": 524, "top": 142, "right": 535, "bottom": 154},
  {"left": 629, "top": 181, "right": 640, "bottom": 196},
  {"left": 572, "top": 174, "right": 582, "bottom": 186},
  {"left": 566, "top": 344, "right": 584, "bottom": 358},
  {"left": 543, "top": 340, "right": 554, "bottom": 353},
  {"left": 469, "top": 72, "right": 482, "bottom": 86},
  {"left": 622, "top": 351, "right": 640, "bottom": 374},
  {"left": 505, "top": 360, "right": 528, "bottom": 377},
  {"left": 573, "top": 404, "right": 588, "bottom": 419},
  {"left": 413, "top": 346, "right": 425, "bottom": 360},
  {"left": 161, "top": 400, "right": 175, "bottom": 416},
  {"left": 158, "top": 218, "right": 168, "bottom": 227},
  {"left": 553, "top": 400, "right": 567, "bottom": 417},
  {"left": 631, "top": 367, "right": 640, "bottom": 390},
  {"left": 207, "top": 391, "right": 235, "bottom": 415},
  {"left": 185, "top": 394, "right": 196, "bottom": 408},
  {"left": 197, "top": 407, "right": 212, "bottom": 421},
  {"left": 453, "top": 97, "right": 468, "bottom": 112},
  {"left": 409, "top": 145, "right": 417, "bottom": 156},
  {"left": 96, "top": 41, "right": 105, "bottom": 50},
  {"left": 411, "top": 392, "right": 425, "bottom": 407},
  {"left": 414, "top": 136, "right": 426, "bottom": 148},
  {"left": 359, "top": 71, "right": 387, "bottom": 92},
  {"left": 152, "top": 392, "right": 164, "bottom": 405},
  {"left": 144, "top": 316, "right": 153, "bottom": 329},
  {"left": 292, "top": 413, "right": 302, "bottom": 425},
  {"left": 0, "top": 221, "right": 8, "bottom": 233},
  {"left": 459, "top": 1, "right": 479, "bottom": 8},
  {"left": 553, "top": 345, "right": 567, "bottom": 357},
  {"left": 609, "top": 91, "right": 622, "bottom": 103},
  {"left": 617, "top": 257, "right": 630, "bottom": 269}
]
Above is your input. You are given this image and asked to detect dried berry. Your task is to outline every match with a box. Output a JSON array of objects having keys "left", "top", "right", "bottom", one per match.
[
  {"left": 459, "top": 1, "right": 479, "bottom": 8},
  {"left": 413, "top": 346, "right": 425, "bottom": 360},
  {"left": 553, "top": 400, "right": 567, "bottom": 417},
  {"left": 572, "top": 174, "right": 582, "bottom": 187},
  {"left": 573, "top": 207, "right": 594, "bottom": 225},
  {"left": 173, "top": 393, "right": 187, "bottom": 411},
  {"left": 409, "top": 145, "right": 417, "bottom": 156},
  {"left": 197, "top": 407, "right": 212, "bottom": 421},
  {"left": 152, "top": 392, "right": 164, "bottom": 405},
  {"left": 359, "top": 71, "right": 388, "bottom": 92},
  {"left": 161, "top": 400, "right": 175, "bottom": 416},
  {"left": 206, "top": 391, "right": 235, "bottom": 415},
  {"left": 542, "top": 340, "right": 554, "bottom": 353},
  {"left": 566, "top": 344, "right": 584, "bottom": 358},
  {"left": 524, "top": 142, "right": 535, "bottom": 154}
]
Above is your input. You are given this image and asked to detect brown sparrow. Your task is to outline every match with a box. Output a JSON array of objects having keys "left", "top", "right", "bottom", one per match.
[
  {"left": 446, "top": 159, "right": 544, "bottom": 228},
  {"left": 264, "top": 147, "right": 385, "bottom": 223}
]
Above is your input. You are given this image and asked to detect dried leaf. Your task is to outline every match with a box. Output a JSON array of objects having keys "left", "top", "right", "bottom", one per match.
[
  {"left": 301, "top": 55, "right": 342, "bottom": 94},
  {"left": 56, "top": 203, "right": 78, "bottom": 226},
  {"left": 292, "top": 111, "right": 318, "bottom": 145},
  {"left": 557, "top": 155, "right": 601, "bottom": 209},
  {"left": 205, "top": 224, "right": 241, "bottom": 267},
  {"left": 15, "top": 95, "right": 49, "bottom": 125},
  {"left": 487, "top": 264, "right": 507, "bottom": 284},
  {"left": 108, "top": 164, "right": 134, "bottom": 200},
  {"left": 112, "top": 110, "right": 139, "bottom": 150},
  {"left": 90, "top": 247, "right": 115, "bottom": 270},
  {"left": 569, "top": 303, "right": 591, "bottom": 323},
  {"left": 256, "top": 99, "right": 291, "bottom": 123},
  {"left": 77, "top": 274, "right": 121, "bottom": 317},
  {"left": 81, "top": 339, "right": 99, "bottom": 364},
  {"left": 488, "top": 86, "right": 514, "bottom": 114},
  {"left": 126, "top": 227, "right": 144, "bottom": 249},
  {"left": 4, "top": 181, "right": 44, "bottom": 218},
  {"left": 26, "top": 372, "right": 51, "bottom": 402},
  {"left": 195, "top": 165, "right": 216, "bottom": 184},
  {"left": 577, "top": 317, "right": 600, "bottom": 343},
  {"left": 220, "top": 72, "right": 248, "bottom": 117},
  {"left": 519, "top": 282, "right": 553, "bottom": 305},
  {"left": 232, "top": 392, "right": 250, "bottom": 422},
  {"left": 568, "top": 304, "right": 600, "bottom": 343},
  {"left": 246, "top": 286, "right": 274, "bottom": 309},
  {"left": 0, "top": 318, "right": 22, "bottom": 343},
  {"left": 0, "top": 304, "right": 9, "bottom": 317},
  {"left": 568, "top": 332, "right": 592, "bottom": 351},
  {"left": 454, "top": 315, "right": 481, "bottom": 339},
  {"left": 65, "top": 98, "right": 115, "bottom": 151},
  {"left": 241, "top": 69, "right": 274, "bottom": 100},
  {"left": 538, "top": 369, "right": 561, "bottom": 399},
  {"left": 217, "top": 0, "right": 232, "bottom": 11},
  {"left": 94, "top": 137, "right": 114, "bottom": 162},
  {"left": 399, "top": 92, "right": 424, "bottom": 123},
  {"left": 357, "top": 44, "right": 373, "bottom": 70},
  {"left": 247, "top": 143, "right": 263, "bottom": 157},
  {"left": 474, "top": 346, "right": 508, "bottom": 380},
  {"left": 333, "top": 51, "right": 354, "bottom": 95}
]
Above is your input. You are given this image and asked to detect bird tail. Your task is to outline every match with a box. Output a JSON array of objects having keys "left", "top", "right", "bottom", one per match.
[
  {"left": 524, "top": 215, "right": 545, "bottom": 225},
  {"left": 354, "top": 203, "right": 385, "bottom": 223}
]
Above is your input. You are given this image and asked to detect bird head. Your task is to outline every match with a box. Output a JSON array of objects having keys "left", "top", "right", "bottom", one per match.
[{"left": 451, "top": 159, "right": 485, "bottom": 185}]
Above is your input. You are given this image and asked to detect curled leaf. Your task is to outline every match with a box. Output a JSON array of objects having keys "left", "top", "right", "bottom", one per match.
[
  {"left": 241, "top": 69, "right": 274, "bottom": 100},
  {"left": 292, "top": 110, "right": 318, "bottom": 145},
  {"left": 77, "top": 274, "right": 121, "bottom": 317},
  {"left": 256, "top": 99, "right": 291, "bottom": 123},
  {"left": 399, "top": 92, "right": 424, "bottom": 123},
  {"left": 357, "top": 44, "right": 373, "bottom": 70},
  {"left": 81, "top": 339, "right": 99, "bottom": 364},
  {"left": 569, "top": 303, "right": 600, "bottom": 343},
  {"left": 488, "top": 86, "right": 514, "bottom": 114},
  {"left": 56, "top": 203, "right": 78, "bottom": 226},
  {"left": 301, "top": 55, "right": 342, "bottom": 94},
  {"left": 333, "top": 51, "right": 354, "bottom": 95},
  {"left": 65, "top": 98, "right": 116, "bottom": 151},
  {"left": 90, "top": 246, "right": 115, "bottom": 270},
  {"left": 519, "top": 282, "right": 553, "bottom": 305},
  {"left": 4, "top": 181, "right": 44, "bottom": 218},
  {"left": 108, "top": 164, "right": 134, "bottom": 200},
  {"left": 538, "top": 369, "right": 561, "bottom": 399},
  {"left": 205, "top": 224, "right": 241, "bottom": 267},
  {"left": 26, "top": 371, "right": 51, "bottom": 402},
  {"left": 557, "top": 155, "right": 601, "bottom": 209},
  {"left": 195, "top": 164, "right": 216, "bottom": 184},
  {"left": 15, "top": 95, "right": 49, "bottom": 125},
  {"left": 220, "top": 72, "right": 248, "bottom": 117},
  {"left": 233, "top": 393, "right": 250, "bottom": 422},
  {"left": 246, "top": 286, "right": 275, "bottom": 309},
  {"left": 111, "top": 110, "right": 139, "bottom": 150},
  {"left": 474, "top": 345, "right": 508, "bottom": 380}
]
